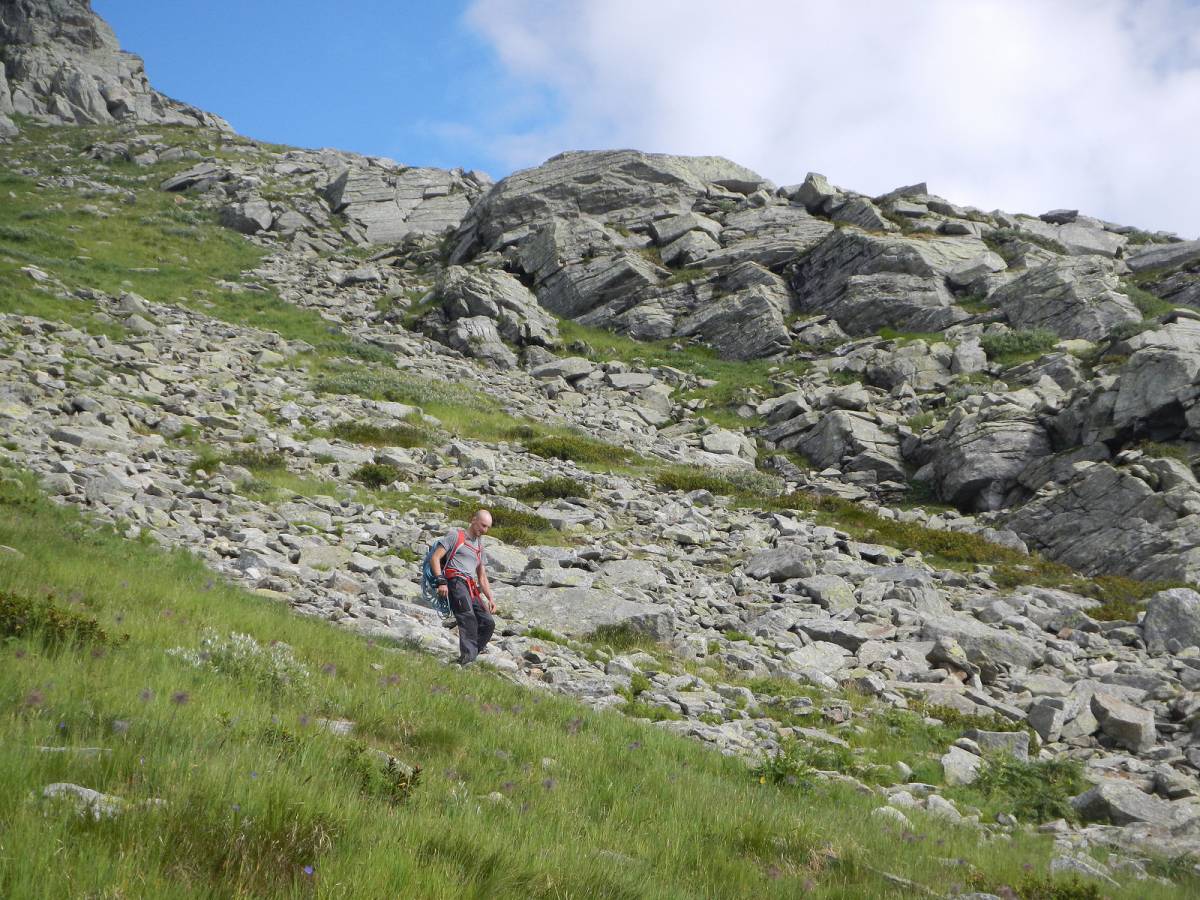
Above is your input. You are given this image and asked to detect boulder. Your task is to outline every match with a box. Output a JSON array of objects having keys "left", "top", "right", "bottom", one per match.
[
  {"left": 744, "top": 543, "right": 817, "bottom": 582},
  {"left": 1072, "top": 781, "right": 1179, "bottom": 826},
  {"left": 323, "top": 164, "right": 482, "bottom": 243},
  {"left": 451, "top": 149, "right": 766, "bottom": 260},
  {"left": 1005, "top": 462, "right": 1200, "bottom": 583},
  {"left": 1142, "top": 588, "right": 1200, "bottom": 652},
  {"left": 924, "top": 401, "right": 1051, "bottom": 512},
  {"left": 444, "top": 316, "right": 517, "bottom": 370},
  {"left": 674, "top": 285, "right": 790, "bottom": 360},
  {"left": 791, "top": 172, "right": 839, "bottom": 212},
  {"left": 218, "top": 197, "right": 274, "bottom": 235},
  {"left": 651, "top": 211, "right": 721, "bottom": 245},
  {"left": 437, "top": 266, "right": 557, "bottom": 347},
  {"left": 505, "top": 586, "right": 672, "bottom": 641},
  {"left": 919, "top": 615, "right": 1042, "bottom": 682},
  {"left": 661, "top": 230, "right": 719, "bottom": 266},
  {"left": 941, "top": 746, "right": 982, "bottom": 786},
  {"left": 786, "top": 409, "right": 905, "bottom": 482},
  {"left": 1126, "top": 239, "right": 1200, "bottom": 274},
  {"left": 1091, "top": 692, "right": 1156, "bottom": 753},
  {"left": 529, "top": 356, "right": 594, "bottom": 381},
  {"left": 790, "top": 229, "right": 982, "bottom": 335},
  {"left": 991, "top": 258, "right": 1140, "bottom": 341}
]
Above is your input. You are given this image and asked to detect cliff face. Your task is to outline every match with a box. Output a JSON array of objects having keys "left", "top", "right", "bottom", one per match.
[{"left": 0, "top": 0, "right": 228, "bottom": 131}]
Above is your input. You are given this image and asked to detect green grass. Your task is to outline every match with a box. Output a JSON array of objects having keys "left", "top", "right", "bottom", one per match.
[
  {"left": 980, "top": 329, "right": 1059, "bottom": 366},
  {"left": 0, "top": 470, "right": 1116, "bottom": 898},
  {"left": 654, "top": 465, "right": 782, "bottom": 499},
  {"left": 523, "top": 432, "right": 632, "bottom": 467},
  {"left": 0, "top": 127, "right": 385, "bottom": 361},
  {"left": 950, "top": 755, "right": 1086, "bottom": 825},
  {"left": 510, "top": 477, "right": 591, "bottom": 503},
  {"left": 2, "top": 469, "right": 1197, "bottom": 896},
  {"left": 487, "top": 506, "right": 565, "bottom": 547},
  {"left": 555, "top": 318, "right": 810, "bottom": 426},
  {"left": 327, "top": 420, "right": 436, "bottom": 449},
  {"left": 877, "top": 328, "right": 947, "bottom": 346},
  {"left": 1121, "top": 280, "right": 1175, "bottom": 319}
]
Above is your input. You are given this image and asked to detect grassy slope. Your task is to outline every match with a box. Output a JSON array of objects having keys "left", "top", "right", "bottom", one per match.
[{"left": 6, "top": 467, "right": 1190, "bottom": 899}]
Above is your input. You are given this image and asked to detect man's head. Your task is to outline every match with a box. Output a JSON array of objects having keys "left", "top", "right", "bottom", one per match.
[{"left": 468, "top": 508, "right": 492, "bottom": 539}]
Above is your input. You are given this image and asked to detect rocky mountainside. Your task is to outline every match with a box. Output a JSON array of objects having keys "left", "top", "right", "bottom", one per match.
[
  {"left": 0, "top": 0, "right": 229, "bottom": 136},
  {"left": 5, "top": 2, "right": 1200, "bottom": 893}
]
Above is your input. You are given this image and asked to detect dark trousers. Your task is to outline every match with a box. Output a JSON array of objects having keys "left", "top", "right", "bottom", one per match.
[{"left": 449, "top": 578, "right": 494, "bottom": 664}]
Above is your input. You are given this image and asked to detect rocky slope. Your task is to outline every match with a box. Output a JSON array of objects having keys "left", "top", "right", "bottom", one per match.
[{"left": 4, "top": 1, "right": 1200, "bottom": 891}]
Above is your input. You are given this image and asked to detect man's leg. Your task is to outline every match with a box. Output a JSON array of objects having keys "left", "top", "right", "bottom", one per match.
[
  {"left": 474, "top": 601, "right": 495, "bottom": 654},
  {"left": 449, "top": 580, "right": 479, "bottom": 663}
]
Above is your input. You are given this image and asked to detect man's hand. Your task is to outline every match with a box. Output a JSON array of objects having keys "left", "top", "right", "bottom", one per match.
[
  {"left": 486, "top": 596, "right": 496, "bottom": 613},
  {"left": 437, "top": 583, "right": 449, "bottom": 598}
]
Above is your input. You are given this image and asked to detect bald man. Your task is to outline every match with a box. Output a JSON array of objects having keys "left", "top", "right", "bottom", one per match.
[{"left": 429, "top": 509, "right": 497, "bottom": 665}]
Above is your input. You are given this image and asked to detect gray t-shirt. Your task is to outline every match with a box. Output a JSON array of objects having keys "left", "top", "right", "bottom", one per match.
[{"left": 437, "top": 529, "right": 485, "bottom": 577}]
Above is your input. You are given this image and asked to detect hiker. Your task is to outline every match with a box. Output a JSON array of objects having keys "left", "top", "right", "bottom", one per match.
[{"left": 429, "top": 509, "right": 496, "bottom": 666}]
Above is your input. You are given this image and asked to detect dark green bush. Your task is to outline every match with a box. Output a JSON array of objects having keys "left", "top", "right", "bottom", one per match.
[
  {"left": 969, "top": 755, "right": 1085, "bottom": 824},
  {"left": 510, "top": 477, "right": 590, "bottom": 502},
  {"left": 330, "top": 420, "right": 433, "bottom": 449},
  {"left": 655, "top": 465, "right": 782, "bottom": 499},
  {"left": 0, "top": 589, "right": 124, "bottom": 649},
  {"left": 352, "top": 463, "right": 402, "bottom": 488},
  {"left": 980, "top": 329, "right": 1059, "bottom": 365},
  {"left": 223, "top": 448, "right": 289, "bottom": 471},
  {"left": 523, "top": 433, "right": 631, "bottom": 466}
]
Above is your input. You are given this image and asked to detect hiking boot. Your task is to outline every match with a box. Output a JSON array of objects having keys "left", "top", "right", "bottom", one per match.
[{"left": 441, "top": 614, "right": 457, "bottom": 629}]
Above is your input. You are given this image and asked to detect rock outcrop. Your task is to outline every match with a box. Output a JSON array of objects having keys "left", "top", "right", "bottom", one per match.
[{"left": 0, "top": 0, "right": 229, "bottom": 131}]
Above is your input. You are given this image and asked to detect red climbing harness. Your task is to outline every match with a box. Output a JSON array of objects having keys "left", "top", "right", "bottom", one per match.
[{"left": 444, "top": 529, "right": 484, "bottom": 604}]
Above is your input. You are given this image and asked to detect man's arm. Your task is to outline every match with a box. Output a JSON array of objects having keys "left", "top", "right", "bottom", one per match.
[
  {"left": 477, "top": 559, "right": 495, "bottom": 611},
  {"left": 431, "top": 545, "right": 449, "bottom": 597}
]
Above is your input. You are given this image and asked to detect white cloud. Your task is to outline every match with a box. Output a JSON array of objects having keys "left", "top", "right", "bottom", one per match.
[{"left": 464, "top": 0, "right": 1200, "bottom": 236}]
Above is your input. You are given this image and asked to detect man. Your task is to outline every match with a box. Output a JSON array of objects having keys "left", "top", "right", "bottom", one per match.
[{"left": 429, "top": 509, "right": 496, "bottom": 666}]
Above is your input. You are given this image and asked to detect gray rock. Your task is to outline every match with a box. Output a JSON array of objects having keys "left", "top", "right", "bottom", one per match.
[
  {"left": 744, "top": 543, "right": 816, "bottom": 581},
  {"left": 1072, "top": 781, "right": 1179, "bottom": 826},
  {"left": 324, "top": 164, "right": 481, "bottom": 243},
  {"left": 924, "top": 402, "right": 1050, "bottom": 512},
  {"left": 505, "top": 586, "right": 672, "bottom": 642},
  {"left": 991, "top": 258, "right": 1141, "bottom": 340},
  {"left": 963, "top": 729, "right": 1030, "bottom": 761},
  {"left": 920, "top": 615, "right": 1042, "bottom": 682},
  {"left": 219, "top": 197, "right": 274, "bottom": 235},
  {"left": 444, "top": 316, "right": 517, "bottom": 369},
  {"left": 452, "top": 149, "right": 766, "bottom": 260},
  {"left": 1091, "top": 692, "right": 1157, "bottom": 753},
  {"left": 790, "top": 229, "right": 982, "bottom": 335},
  {"left": 1005, "top": 461, "right": 1200, "bottom": 584},
  {"left": 674, "top": 285, "right": 790, "bottom": 360},
  {"left": 651, "top": 211, "right": 721, "bottom": 246},
  {"left": 438, "top": 266, "right": 557, "bottom": 347},
  {"left": 530, "top": 356, "right": 594, "bottom": 381},
  {"left": 0, "top": 1, "right": 230, "bottom": 130},
  {"left": 1142, "top": 588, "right": 1200, "bottom": 652},
  {"left": 1126, "top": 239, "right": 1200, "bottom": 274},
  {"left": 941, "top": 746, "right": 982, "bottom": 786},
  {"left": 788, "top": 410, "right": 905, "bottom": 482},
  {"left": 791, "top": 172, "right": 839, "bottom": 212}
]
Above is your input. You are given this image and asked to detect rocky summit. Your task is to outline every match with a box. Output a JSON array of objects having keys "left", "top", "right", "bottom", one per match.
[{"left": 5, "top": 2, "right": 1200, "bottom": 896}]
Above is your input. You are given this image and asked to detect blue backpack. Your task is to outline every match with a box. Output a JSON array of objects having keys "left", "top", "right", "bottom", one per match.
[{"left": 420, "top": 530, "right": 467, "bottom": 616}]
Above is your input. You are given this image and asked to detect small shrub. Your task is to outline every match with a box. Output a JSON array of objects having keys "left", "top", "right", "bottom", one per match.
[
  {"left": 1121, "top": 281, "right": 1174, "bottom": 318},
  {"left": 167, "top": 629, "right": 311, "bottom": 693},
  {"left": 0, "top": 589, "right": 123, "bottom": 649},
  {"left": 722, "top": 629, "right": 752, "bottom": 642},
  {"left": 490, "top": 506, "right": 553, "bottom": 532},
  {"left": 223, "top": 448, "right": 289, "bottom": 471},
  {"left": 510, "top": 477, "right": 590, "bottom": 502},
  {"left": 1137, "top": 440, "right": 1190, "bottom": 463},
  {"left": 352, "top": 463, "right": 401, "bottom": 488},
  {"left": 980, "top": 329, "right": 1058, "bottom": 365},
  {"left": 343, "top": 741, "right": 421, "bottom": 806},
  {"left": 968, "top": 755, "right": 1085, "bottom": 824},
  {"left": 983, "top": 227, "right": 1068, "bottom": 264},
  {"left": 523, "top": 433, "right": 631, "bottom": 466},
  {"left": 1016, "top": 874, "right": 1102, "bottom": 900},
  {"left": 585, "top": 623, "right": 659, "bottom": 654},
  {"left": 488, "top": 524, "right": 534, "bottom": 546},
  {"left": 628, "top": 672, "right": 651, "bottom": 697},
  {"left": 655, "top": 465, "right": 782, "bottom": 499},
  {"left": 753, "top": 741, "right": 817, "bottom": 788},
  {"left": 525, "top": 626, "right": 567, "bottom": 645},
  {"left": 906, "top": 411, "right": 936, "bottom": 432},
  {"left": 330, "top": 420, "right": 433, "bottom": 449},
  {"left": 621, "top": 699, "right": 683, "bottom": 722},
  {"left": 1084, "top": 574, "right": 1187, "bottom": 622}
]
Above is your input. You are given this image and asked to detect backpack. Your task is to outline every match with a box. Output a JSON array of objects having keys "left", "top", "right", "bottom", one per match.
[{"left": 420, "top": 530, "right": 467, "bottom": 616}]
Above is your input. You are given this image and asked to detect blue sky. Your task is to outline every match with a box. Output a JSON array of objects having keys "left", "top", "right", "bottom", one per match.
[
  {"left": 92, "top": 1, "right": 1200, "bottom": 236},
  {"left": 91, "top": 0, "right": 545, "bottom": 175}
]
